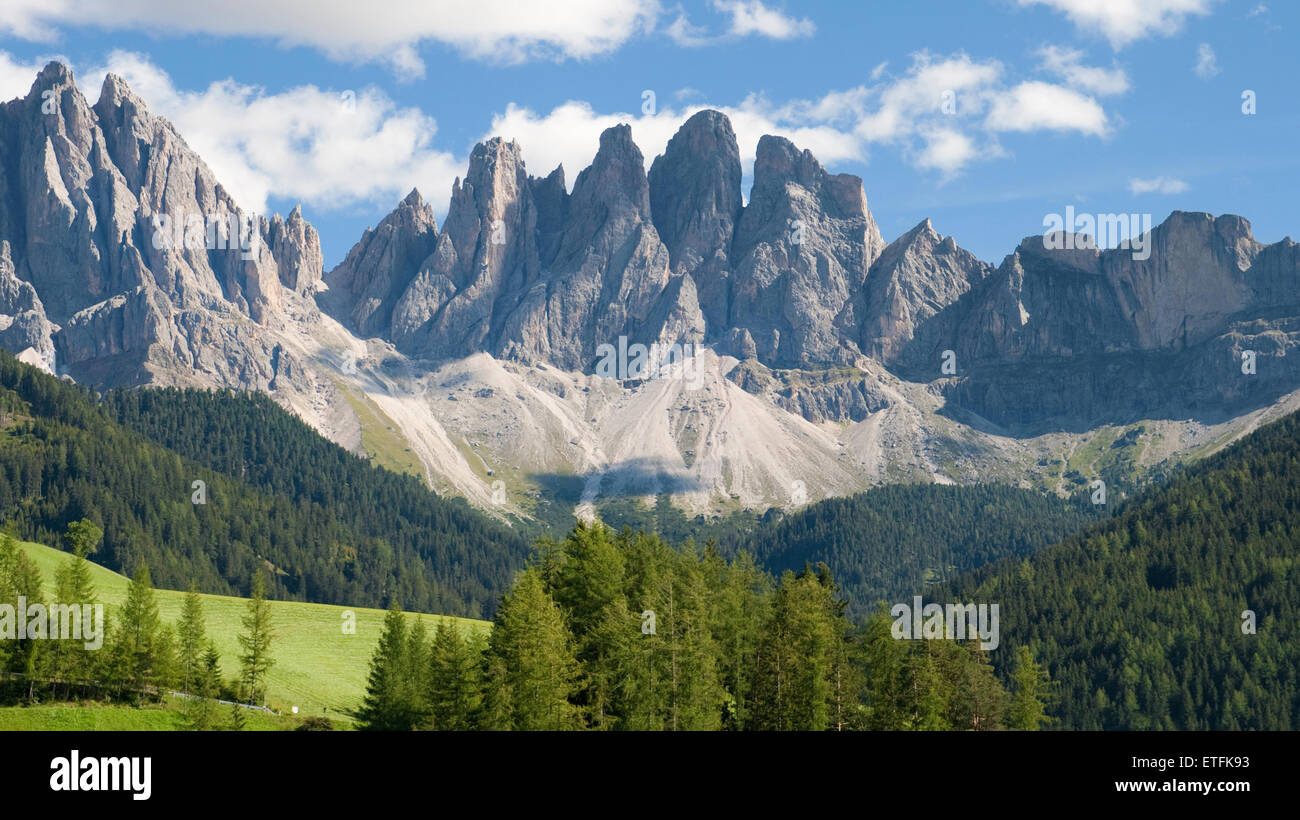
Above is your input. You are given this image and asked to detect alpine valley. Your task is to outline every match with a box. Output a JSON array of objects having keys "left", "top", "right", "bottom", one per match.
[{"left": 4, "top": 60, "right": 1299, "bottom": 526}]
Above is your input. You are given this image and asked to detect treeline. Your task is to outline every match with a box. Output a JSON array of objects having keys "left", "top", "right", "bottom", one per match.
[
  {"left": 724, "top": 483, "right": 1102, "bottom": 615},
  {"left": 0, "top": 523, "right": 277, "bottom": 729},
  {"left": 355, "top": 521, "right": 1051, "bottom": 731},
  {"left": 944, "top": 409, "right": 1300, "bottom": 730},
  {"left": 0, "top": 352, "right": 529, "bottom": 616}
]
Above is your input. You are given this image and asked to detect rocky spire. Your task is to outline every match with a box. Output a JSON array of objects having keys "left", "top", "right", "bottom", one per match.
[
  {"left": 325, "top": 188, "right": 436, "bottom": 337},
  {"left": 725, "top": 134, "right": 885, "bottom": 365},
  {"left": 844, "top": 218, "right": 991, "bottom": 363},
  {"left": 649, "top": 110, "right": 742, "bottom": 333}
]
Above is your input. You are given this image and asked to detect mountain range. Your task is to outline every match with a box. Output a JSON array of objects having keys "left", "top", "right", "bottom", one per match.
[{"left": 3, "top": 61, "right": 1299, "bottom": 519}]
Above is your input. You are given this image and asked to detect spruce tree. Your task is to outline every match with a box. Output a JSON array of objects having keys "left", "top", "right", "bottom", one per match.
[
  {"left": 404, "top": 618, "right": 431, "bottom": 726},
  {"left": 185, "top": 644, "right": 223, "bottom": 731},
  {"left": 177, "top": 581, "right": 207, "bottom": 693},
  {"left": 0, "top": 530, "right": 43, "bottom": 683},
  {"left": 357, "top": 603, "right": 418, "bottom": 730},
  {"left": 237, "top": 570, "right": 275, "bottom": 706},
  {"left": 114, "top": 562, "right": 161, "bottom": 696},
  {"left": 50, "top": 519, "right": 101, "bottom": 691},
  {"left": 427, "top": 622, "right": 483, "bottom": 730},
  {"left": 482, "top": 568, "right": 583, "bottom": 730},
  {"left": 1009, "top": 645, "right": 1053, "bottom": 730}
]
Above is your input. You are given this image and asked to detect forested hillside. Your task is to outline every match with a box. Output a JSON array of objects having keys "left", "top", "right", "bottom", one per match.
[
  {"left": 0, "top": 353, "right": 528, "bottom": 616},
  {"left": 727, "top": 484, "right": 1103, "bottom": 614},
  {"left": 944, "top": 411, "right": 1300, "bottom": 729}
]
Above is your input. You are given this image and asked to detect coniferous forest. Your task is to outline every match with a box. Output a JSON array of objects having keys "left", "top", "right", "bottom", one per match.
[
  {"left": 354, "top": 521, "right": 1047, "bottom": 731},
  {"left": 943, "top": 410, "right": 1300, "bottom": 730},
  {"left": 725, "top": 483, "right": 1104, "bottom": 615},
  {"left": 0, "top": 352, "right": 529, "bottom": 617}
]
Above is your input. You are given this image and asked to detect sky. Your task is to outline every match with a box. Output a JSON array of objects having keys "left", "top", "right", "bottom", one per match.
[{"left": 0, "top": 0, "right": 1295, "bottom": 268}]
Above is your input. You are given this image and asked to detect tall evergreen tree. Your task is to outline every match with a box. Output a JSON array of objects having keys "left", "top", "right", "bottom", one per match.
[
  {"left": 427, "top": 622, "right": 483, "bottom": 730},
  {"left": 750, "top": 567, "right": 853, "bottom": 731},
  {"left": 177, "top": 581, "right": 207, "bottom": 693},
  {"left": 185, "top": 643, "right": 223, "bottom": 731},
  {"left": 553, "top": 521, "right": 629, "bottom": 728},
  {"left": 237, "top": 570, "right": 275, "bottom": 706},
  {"left": 49, "top": 519, "right": 101, "bottom": 690},
  {"left": 357, "top": 603, "right": 421, "bottom": 730},
  {"left": 1008, "top": 645, "right": 1053, "bottom": 730},
  {"left": 482, "top": 568, "right": 583, "bottom": 731},
  {"left": 113, "top": 562, "right": 162, "bottom": 696},
  {"left": 708, "top": 549, "right": 771, "bottom": 731}
]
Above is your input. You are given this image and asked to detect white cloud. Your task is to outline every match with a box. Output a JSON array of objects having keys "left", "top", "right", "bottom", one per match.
[
  {"left": 85, "top": 51, "right": 464, "bottom": 215},
  {"left": 664, "top": 11, "right": 714, "bottom": 47},
  {"left": 1195, "top": 43, "right": 1220, "bottom": 79},
  {"left": 0, "top": 0, "right": 661, "bottom": 76},
  {"left": 1036, "top": 45, "right": 1130, "bottom": 96},
  {"left": 714, "top": 1, "right": 814, "bottom": 39},
  {"left": 984, "top": 81, "right": 1110, "bottom": 136},
  {"left": 1017, "top": 0, "right": 1215, "bottom": 49},
  {"left": 914, "top": 127, "right": 978, "bottom": 173},
  {"left": 1129, "top": 176, "right": 1189, "bottom": 195},
  {"left": 667, "top": 0, "right": 814, "bottom": 47}
]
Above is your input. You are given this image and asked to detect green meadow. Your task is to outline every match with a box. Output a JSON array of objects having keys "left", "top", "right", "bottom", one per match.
[{"left": 3, "top": 541, "right": 488, "bottom": 726}]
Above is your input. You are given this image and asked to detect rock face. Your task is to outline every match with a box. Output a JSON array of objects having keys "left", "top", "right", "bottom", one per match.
[
  {"left": 329, "top": 127, "right": 705, "bottom": 370},
  {"left": 0, "top": 240, "right": 56, "bottom": 371},
  {"left": 725, "top": 135, "right": 885, "bottom": 365},
  {"left": 901, "top": 213, "right": 1300, "bottom": 428},
  {"left": 0, "top": 61, "right": 324, "bottom": 391},
  {"left": 325, "top": 188, "right": 436, "bottom": 338},
  {"left": 648, "top": 110, "right": 742, "bottom": 333},
  {"left": 842, "top": 218, "right": 991, "bottom": 363}
]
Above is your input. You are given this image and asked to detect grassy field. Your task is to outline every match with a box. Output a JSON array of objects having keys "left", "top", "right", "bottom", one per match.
[
  {"left": 14, "top": 541, "right": 489, "bottom": 722},
  {"left": 0, "top": 698, "right": 292, "bottom": 731}
]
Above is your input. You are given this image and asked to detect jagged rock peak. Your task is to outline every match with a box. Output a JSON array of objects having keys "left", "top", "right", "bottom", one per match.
[
  {"left": 570, "top": 124, "right": 652, "bottom": 218},
  {"left": 323, "top": 188, "right": 438, "bottom": 336},
  {"left": 752, "top": 134, "right": 866, "bottom": 216},
  {"left": 35, "top": 60, "right": 73, "bottom": 89},
  {"left": 648, "top": 109, "right": 742, "bottom": 273}
]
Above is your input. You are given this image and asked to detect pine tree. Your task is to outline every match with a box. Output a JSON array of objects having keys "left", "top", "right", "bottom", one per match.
[
  {"left": 750, "top": 567, "right": 850, "bottom": 730},
  {"left": 1009, "top": 645, "right": 1053, "bottom": 730},
  {"left": 177, "top": 581, "right": 207, "bottom": 693},
  {"left": 114, "top": 562, "right": 161, "bottom": 697},
  {"left": 184, "top": 644, "right": 223, "bottom": 731},
  {"left": 357, "top": 603, "right": 419, "bottom": 730},
  {"left": 237, "top": 570, "right": 275, "bottom": 706},
  {"left": 708, "top": 550, "right": 771, "bottom": 731},
  {"left": 0, "top": 529, "right": 44, "bottom": 684},
  {"left": 50, "top": 519, "right": 101, "bottom": 691},
  {"left": 404, "top": 617, "right": 430, "bottom": 726},
  {"left": 907, "top": 644, "right": 951, "bottom": 731},
  {"left": 482, "top": 568, "right": 583, "bottom": 731},
  {"left": 862, "top": 608, "right": 909, "bottom": 730},
  {"left": 427, "top": 622, "right": 483, "bottom": 730},
  {"left": 553, "top": 521, "right": 628, "bottom": 728}
]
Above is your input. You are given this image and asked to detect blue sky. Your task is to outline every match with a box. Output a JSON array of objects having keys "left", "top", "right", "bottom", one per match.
[{"left": 0, "top": 0, "right": 1295, "bottom": 268}]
